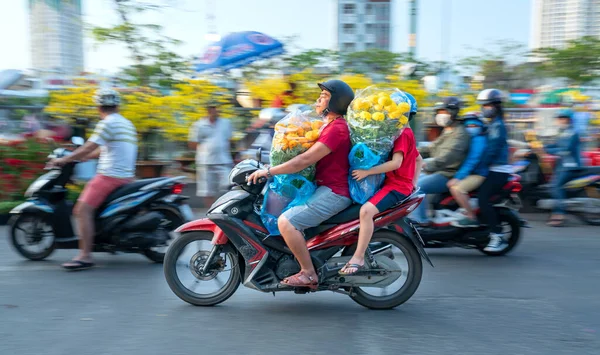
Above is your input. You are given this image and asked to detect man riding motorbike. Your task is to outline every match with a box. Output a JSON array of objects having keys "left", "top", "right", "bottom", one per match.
[
  {"left": 542, "top": 109, "right": 583, "bottom": 227},
  {"left": 247, "top": 80, "right": 354, "bottom": 289},
  {"left": 49, "top": 89, "right": 138, "bottom": 271},
  {"left": 411, "top": 97, "right": 470, "bottom": 224}
]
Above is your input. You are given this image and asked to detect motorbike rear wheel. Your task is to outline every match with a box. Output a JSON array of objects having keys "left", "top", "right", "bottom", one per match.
[
  {"left": 163, "top": 231, "right": 241, "bottom": 306},
  {"left": 576, "top": 188, "right": 600, "bottom": 226},
  {"left": 143, "top": 207, "right": 185, "bottom": 263},
  {"left": 344, "top": 230, "right": 423, "bottom": 310}
]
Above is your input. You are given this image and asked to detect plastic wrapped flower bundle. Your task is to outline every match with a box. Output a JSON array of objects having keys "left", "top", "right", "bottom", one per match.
[
  {"left": 261, "top": 109, "right": 324, "bottom": 235},
  {"left": 270, "top": 109, "right": 324, "bottom": 181},
  {"left": 346, "top": 86, "right": 412, "bottom": 203}
]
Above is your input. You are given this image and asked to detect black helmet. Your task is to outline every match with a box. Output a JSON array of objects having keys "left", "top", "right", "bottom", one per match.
[
  {"left": 477, "top": 89, "right": 503, "bottom": 105},
  {"left": 434, "top": 96, "right": 461, "bottom": 118},
  {"left": 317, "top": 80, "right": 355, "bottom": 116}
]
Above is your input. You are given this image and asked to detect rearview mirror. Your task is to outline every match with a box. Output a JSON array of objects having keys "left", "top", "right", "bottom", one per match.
[
  {"left": 72, "top": 136, "right": 85, "bottom": 146},
  {"left": 256, "top": 147, "right": 262, "bottom": 163}
]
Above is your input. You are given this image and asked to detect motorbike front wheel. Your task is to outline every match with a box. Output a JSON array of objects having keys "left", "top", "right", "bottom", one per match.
[
  {"left": 163, "top": 231, "right": 241, "bottom": 306},
  {"left": 9, "top": 214, "right": 56, "bottom": 261},
  {"left": 343, "top": 230, "right": 423, "bottom": 310}
]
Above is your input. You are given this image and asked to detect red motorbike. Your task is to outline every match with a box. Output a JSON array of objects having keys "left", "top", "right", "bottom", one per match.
[{"left": 163, "top": 153, "right": 432, "bottom": 310}]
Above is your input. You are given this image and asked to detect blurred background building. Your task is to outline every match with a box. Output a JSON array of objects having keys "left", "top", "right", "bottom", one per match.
[
  {"left": 530, "top": 0, "right": 600, "bottom": 50},
  {"left": 29, "top": 0, "right": 84, "bottom": 75},
  {"left": 336, "top": 0, "right": 392, "bottom": 53}
]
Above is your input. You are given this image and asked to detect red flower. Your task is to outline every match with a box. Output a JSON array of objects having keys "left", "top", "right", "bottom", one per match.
[{"left": 4, "top": 158, "right": 25, "bottom": 167}]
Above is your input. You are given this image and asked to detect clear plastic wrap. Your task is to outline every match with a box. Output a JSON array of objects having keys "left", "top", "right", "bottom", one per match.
[
  {"left": 270, "top": 109, "right": 325, "bottom": 181},
  {"left": 348, "top": 143, "right": 385, "bottom": 204},
  {"left": 260, "top": 174, "right": 316, "bottom": 235}
]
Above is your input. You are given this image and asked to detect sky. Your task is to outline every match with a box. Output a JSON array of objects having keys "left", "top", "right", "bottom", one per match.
[{"left": 0, "top": 0, "right": 532, "bottom": 73}]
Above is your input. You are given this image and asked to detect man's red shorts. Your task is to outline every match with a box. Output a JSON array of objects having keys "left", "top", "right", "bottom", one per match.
[{"left": 78, "top": 174, "right": 132, "bottom": 209}]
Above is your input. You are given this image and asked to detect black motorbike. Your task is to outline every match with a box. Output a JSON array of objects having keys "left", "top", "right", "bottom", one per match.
[
  {"left": 412, "top": 174, "right": 526, "bottom": 256},
  {"left": 8, "top": 138, "right": 193, "bottom": 262},
  {"left": 512, "top": 148, "right": 600, "bottom": 225}
]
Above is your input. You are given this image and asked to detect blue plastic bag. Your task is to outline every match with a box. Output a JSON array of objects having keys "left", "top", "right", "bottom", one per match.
[
  {"left": 348, "top": 143, "right": 385, "bottom": 204},
  {"left": 260, "top": 174, "right": 316, "bottom": 235}
]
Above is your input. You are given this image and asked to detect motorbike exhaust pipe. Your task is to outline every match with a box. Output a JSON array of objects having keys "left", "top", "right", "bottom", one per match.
[{"left": 121, "top": 211, "right": 164, "bottom": 231}]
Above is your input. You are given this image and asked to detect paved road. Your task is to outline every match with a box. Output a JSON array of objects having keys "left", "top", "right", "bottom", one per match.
[{"left": 1, "top": 214, "right": 599, "bottom": 355}]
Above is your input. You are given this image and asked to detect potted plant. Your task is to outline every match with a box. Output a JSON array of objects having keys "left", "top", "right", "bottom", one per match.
[{"left": 0, "top": 137, "right": 55, "bottom": 225}]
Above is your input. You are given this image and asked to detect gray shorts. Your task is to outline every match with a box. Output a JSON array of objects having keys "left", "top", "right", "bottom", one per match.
[
  {"left": 281, "top": 186, "right": 352, "bottom": 232},
  {"left": 196, "top": 164, "right": 232, "bottom": 197}
]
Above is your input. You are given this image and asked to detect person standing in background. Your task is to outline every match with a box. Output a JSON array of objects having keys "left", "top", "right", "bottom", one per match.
[{"left": 188, "top": 100, "right": 233, "bottom": 207}]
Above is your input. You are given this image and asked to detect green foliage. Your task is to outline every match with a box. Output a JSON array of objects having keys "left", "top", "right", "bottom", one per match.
[{"left": 532, "top": 36, "right": 600, "bottom": 85}]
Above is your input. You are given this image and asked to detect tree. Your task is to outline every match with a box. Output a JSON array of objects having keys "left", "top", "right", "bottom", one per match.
[
  {"left": 44, "top": 81, "right": 236, "bottom": 159},
  {"left": 342, "top": 49, "right": 404, "bottom": 77},
  {"left": 533, "top": 36, "right": 600, "bottom": 85},
  {"left": 458, "top": 41, "right": 530, "bottom": 89},
  {"left": 92, "top": 0, "right": 188, "bottom": 88}
]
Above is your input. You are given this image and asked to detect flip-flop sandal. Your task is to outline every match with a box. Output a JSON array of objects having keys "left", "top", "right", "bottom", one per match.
[
  {"left": 280, "top": 271, "right": 318, "bottom": 290},
  {"left": 339, "top": 263, "right": 368, "bottom": 276},
  {"left": 62, "top": 260, "right": 95, "bottom": 271}
]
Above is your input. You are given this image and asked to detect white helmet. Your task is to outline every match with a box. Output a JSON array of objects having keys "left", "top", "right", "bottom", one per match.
[{"left": 93, "top": 88, "right": 121, "bottom": 106}]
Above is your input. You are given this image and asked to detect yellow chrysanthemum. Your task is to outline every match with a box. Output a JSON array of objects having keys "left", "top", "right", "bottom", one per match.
[
  {"left": 368, "top": 95, "right": 380, "bottom": 105},
  {"left": 372, "top": 112, "right": 385, "bottom": 121},
  {"left": 397, "top": 102, "right": 411, "bottom": 113},
  {"left": 384, "top": 103, "right": 397, "bottom": 112},
  {"left": 360, "top": 111, "right": 372, "bottom": 120},
  {"left": 388, "top": 110, "right": 402, "bottom": 119},
  {"left": 378, "top": 97, "right": 393, "bottom": 107},
  {"left": 373, "top": 104, "right": 384, "bottom": 112}
]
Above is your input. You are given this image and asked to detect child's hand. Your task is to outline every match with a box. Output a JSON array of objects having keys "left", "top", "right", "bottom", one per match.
[
  {"left": 447, "top": 178, "right": 459, "bottom": 188},
  {"left": 352, "top": 169, "right": 370, "bottom": 181}
]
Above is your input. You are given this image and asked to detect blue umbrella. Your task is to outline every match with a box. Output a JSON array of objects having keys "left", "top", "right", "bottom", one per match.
[{"left": 193, "top": 31, "right": 284, "bottom": 72}]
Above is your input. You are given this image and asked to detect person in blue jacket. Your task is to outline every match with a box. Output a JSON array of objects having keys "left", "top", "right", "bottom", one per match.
[
  {"left": 447, "top": 113, "right": 488, "bottom": 227},
  {"left": 463, "top": 89, "right": 511, "bottom": 253},
  {"left": 544, "top": 109, "right": 582, "bottom": 227}
]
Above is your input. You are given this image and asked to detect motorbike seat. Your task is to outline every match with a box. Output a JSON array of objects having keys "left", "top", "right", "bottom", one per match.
[
  {"left": 321, "top": 204, "right": 362, "bottom": 225},
  {"left": 104, "top": 177, "right": 166, "bottom": 203},
  {"left": 567, "top": 166, "right": 600, "bottom": 179}
]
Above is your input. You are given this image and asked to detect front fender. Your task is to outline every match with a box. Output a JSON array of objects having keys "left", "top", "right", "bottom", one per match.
[
  {"left": 10, "top": 200, "right": 54, "bottom": 215},
  {"left": 175, "top": 218, "right": 228, "bottom": 245}
]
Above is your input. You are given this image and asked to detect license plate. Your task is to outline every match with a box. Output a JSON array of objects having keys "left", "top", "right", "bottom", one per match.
[{"left": 179, "top": 204, "right": 195, "bottom": 221}]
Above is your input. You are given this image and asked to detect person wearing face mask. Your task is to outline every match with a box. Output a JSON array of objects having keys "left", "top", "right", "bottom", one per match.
[
  {"left": 411, "top": 97, "right": 470, "bottom": 225},
  {"left": 472, "top": 89, "right": 511, "bottom": 252},
  {"left": 542, "top": 109, "right": 582, "bottom": 227},
  {"left": 447, "top": 113, "right": 488, "bottom": 227}
]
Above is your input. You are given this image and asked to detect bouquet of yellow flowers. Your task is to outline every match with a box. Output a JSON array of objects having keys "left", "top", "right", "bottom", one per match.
[
  {"left": 346, "top": 86, "right": 413, "bottom": 203},
  {"left": 347, "top": 85, "right": 412, "bottom": 157},
  {"left": 261, "top": 109, "right": 324, "bottom": 235},
  {"left": 270, "top": 109, "right": 325, "bottom": 181}
]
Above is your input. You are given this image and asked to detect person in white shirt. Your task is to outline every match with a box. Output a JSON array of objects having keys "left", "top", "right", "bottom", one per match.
[
  {"left": 188, "top": 100, "right": 233, "bottom": 207},
  {"left": 50, "top": 89, "right": 138, "bottom": 271}
]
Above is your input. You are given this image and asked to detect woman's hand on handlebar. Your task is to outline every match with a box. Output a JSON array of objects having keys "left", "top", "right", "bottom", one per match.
[{"left": 247, "top": 169, "right": 268, "bottom": 184}]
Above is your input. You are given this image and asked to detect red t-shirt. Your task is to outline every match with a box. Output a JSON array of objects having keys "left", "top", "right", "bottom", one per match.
[
  {"left": 383, "top": 128, "right": 418, "bottom": 196},
  {"left": 315, "top": 118, "right": 351, "bottom": 198}
]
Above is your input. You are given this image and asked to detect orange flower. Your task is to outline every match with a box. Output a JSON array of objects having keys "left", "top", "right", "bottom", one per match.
[{"left": 311, "top": 121, "right": 324, "bottom": 130}]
